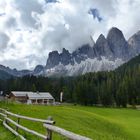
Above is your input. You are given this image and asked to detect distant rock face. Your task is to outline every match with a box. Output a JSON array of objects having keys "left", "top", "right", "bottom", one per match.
[
  {"left": 95, "top": 34, "right": 113, "bottom": 59},
  {"left": 128, "top": 31, "right": 140, "bottom": 57},
  {"left": 33, "top": 65, "right": 44, "bottom": 74},
  {"left": 0, "top": 65, "right": 32, "bottom": 77},
  {"left": 42, "top": 27, "right": 140, "bottom": 77},
  {"left": 107, "top": 27, "right": 129, "bottom": 60},
  {"left": 60, "top": 48, "right": 72, "bottom": 65},
  {"left": 46, "top": 44, "right": 96, "bottom": 67},
  {"left": 45, "top": 58, "right": 124, "bottom": 77},
  {"left": 46, "top": 49, "right": 73, "bottom": 68},
  {"left": 72, "top": 44, "right": 95, "bottom": 64},
  {"left": 1, "top": 27, "right": 140, "bottom": 78},
  {"left": 46, "top": 51, "right": 60, "bottom": 69}
]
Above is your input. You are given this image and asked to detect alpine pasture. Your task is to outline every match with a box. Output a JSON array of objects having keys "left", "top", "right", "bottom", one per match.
[{"left": 0, "top": 102, "right": 140, "bottom": 140}]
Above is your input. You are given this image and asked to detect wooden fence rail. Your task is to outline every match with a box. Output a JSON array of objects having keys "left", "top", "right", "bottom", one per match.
[
  {"left": 3, "top": 121, "right": 26, "bottom": 140},
  {"left": 44, "top": 123, "right": 91, "bottom": 140},
  {"left": 2, "top": 109, "right": 55, "bottom": 124},
  {"left": 0, "top": 108, "right": 92, "bottom": 140}
]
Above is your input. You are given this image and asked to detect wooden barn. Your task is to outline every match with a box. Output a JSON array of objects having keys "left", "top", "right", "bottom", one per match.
[
  {"left": 9, "top": 91, "right": 55, "bottom": 105},
  {"left": 9, "top": 91, "right": 31, "bottom": 103}
]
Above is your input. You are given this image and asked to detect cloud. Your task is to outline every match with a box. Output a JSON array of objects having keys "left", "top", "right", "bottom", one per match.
[
  {"left": 0, "top": 0, "right": 140, "bottom": 70},
  {"left": 88, "top": 8, "right": 103, "bottom": 22},
  {"left": 45, "top": 0, "right": 59, "bottom": 3},
  {"left": 107, "top": 0, "right": 140, "bottom": 38},
  {"left": 0, "top": 32, "right": 9, "bottom": 50}
]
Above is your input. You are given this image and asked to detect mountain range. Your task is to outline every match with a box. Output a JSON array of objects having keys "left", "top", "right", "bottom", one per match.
[{"left": 0, "top": 27, "right": 140, "bottom": 78}]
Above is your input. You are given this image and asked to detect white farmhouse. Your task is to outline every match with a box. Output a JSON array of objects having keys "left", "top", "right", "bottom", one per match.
[
  {"left": 27, "top": 92, "right": 55, "bottom": 104},
  {"left": 10, "top": 91, "right": 55, "bottom": 105}
]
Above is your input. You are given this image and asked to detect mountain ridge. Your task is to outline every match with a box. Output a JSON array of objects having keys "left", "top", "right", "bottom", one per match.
[
  {"left": 43, "top": 27, "right": 140, "bottom": 76},
  {"left": 0, "top": 27, "right": 140, "bottom": 78}
]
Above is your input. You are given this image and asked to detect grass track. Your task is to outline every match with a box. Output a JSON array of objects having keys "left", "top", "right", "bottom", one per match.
[{"left": 0, "top": 102, "right": 140, "bottom": 140}]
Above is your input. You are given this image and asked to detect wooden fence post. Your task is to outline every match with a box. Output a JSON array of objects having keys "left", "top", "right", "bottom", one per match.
[
  {"left": 16, "top": 117, "right": 20, "bottom": 132},
  {"left": 46, "top": 116, "right": 53, "bottom": 140},
  {"left": 5, "top": 111, "right": 8, "bottom": 124},
  {"left": 5, "top": 109, "right": 10, "bottom": 126}
]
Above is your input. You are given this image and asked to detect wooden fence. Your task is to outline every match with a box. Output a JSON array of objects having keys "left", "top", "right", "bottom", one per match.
[{"left": 0, "top": 108, "right": 91, "bottom": 140}]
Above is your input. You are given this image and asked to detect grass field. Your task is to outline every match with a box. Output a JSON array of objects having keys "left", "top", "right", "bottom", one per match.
[
  {"left": 0, "top": 102, "right": 140, "bottom": 140},
  {"left": 0, "top": 122, "right": 20, "bottom": 140}
]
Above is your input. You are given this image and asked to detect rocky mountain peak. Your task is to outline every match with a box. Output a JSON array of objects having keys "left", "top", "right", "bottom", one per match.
[
  {"left": 107, "top": 27, "right": 128, "bottom": 59},
  {"left": 61, "top": 48, "right": 70, "bottom": 57},
  {"left": 96, "top": 34, "right": 107, "bottom": 44},
  {"left": 38, "top": 27, "right": 140, "bottom": 76},
  {"left": 72, "top": 44, "right": 95, "bottom": 63},
  {"left": 129, "top": 30, "right": 140, "bottom": 41},
  {"left": 128, "top": 30, "right": 140, "bottom": 56},
  {"left": 98, "top": 34, "right": 106, "bottom": 40},
  {"left": 108, "top": 27, "right": 123, "bottom": 36},
  {"left": 34, "top": 65, "right": 44, "bottom": 74},
  {"left": 60, "top": 48, "right": 72, "bottom": 65},
  {"left": 46, "top": 50, "right": 60, "bottom": 69},
  {"left": 1, "top": 27, "right": 140, "bottom": 78},
  {"left": 135, "top": 30, "right": 140, "bottom": 35},
  {"left": 107, "top": 27, "right": 126, "bottom": 46},
  {"left": 62, "top": 48, "right": 69, "bottom": 53},
  {"left": 95, "top": 34, "right": 113, "bottom": 58}
]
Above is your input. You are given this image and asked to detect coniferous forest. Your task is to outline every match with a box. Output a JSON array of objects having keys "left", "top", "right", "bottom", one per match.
[{"left": 0, "top": 55, "right": 140, "bottom": 107}]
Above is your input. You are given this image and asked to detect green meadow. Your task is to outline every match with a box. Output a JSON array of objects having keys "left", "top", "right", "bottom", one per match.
[{"left": 0, "top": 102, "right": 140, "bottom": 140}]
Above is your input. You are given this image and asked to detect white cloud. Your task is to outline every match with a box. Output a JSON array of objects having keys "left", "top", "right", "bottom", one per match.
[
  {"left": 107, "top": 0, "right": 140, "bottom": 38},
  {"left": 0, "top": 32, "right": 9, "bottom": 50},
  {"left": 0, "top": 0, "right": 140, "bottom": 70}
]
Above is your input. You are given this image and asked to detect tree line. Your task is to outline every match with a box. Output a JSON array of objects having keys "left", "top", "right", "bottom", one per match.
[{"left": 0, "top": 56, "right": 140, "bottom": 107}]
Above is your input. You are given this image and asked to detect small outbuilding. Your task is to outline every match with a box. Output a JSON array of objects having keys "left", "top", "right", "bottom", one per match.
[{"left": 10, "top": 91, "right": 55, "bottom": 105}]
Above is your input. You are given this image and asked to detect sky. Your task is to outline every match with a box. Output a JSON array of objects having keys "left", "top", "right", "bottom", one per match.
[{"left": 0, "top": 0, "right": 140, "bottom": 70}]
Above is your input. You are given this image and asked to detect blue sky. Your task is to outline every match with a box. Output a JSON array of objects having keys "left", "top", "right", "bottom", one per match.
[{"left": 0, "top": 0, "right": 140, "bottom": 70}]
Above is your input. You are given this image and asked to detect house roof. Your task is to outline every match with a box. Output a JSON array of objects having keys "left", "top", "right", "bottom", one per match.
[
  {"left": 11, "top": 91, "right": 32, "bottom": 97},
  {"left": 11, "top": 91, "right": 54, "bottom": 100},
  {"left": 28, "top": 92, "right": 54, "bottom": 100}
]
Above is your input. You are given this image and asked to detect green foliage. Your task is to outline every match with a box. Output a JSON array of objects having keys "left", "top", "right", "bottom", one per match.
[{"left": 0, "top": 55, "right": 140, "bottom": 107}]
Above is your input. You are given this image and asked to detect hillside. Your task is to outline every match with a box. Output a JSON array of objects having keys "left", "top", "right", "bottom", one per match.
[
  {"left": 0, "top": 70, "right": 13, "bottom": 80},
  {"left": 0, "top": 103, "right": 140, "bottom": 140},
  {"left": 0, "top": 54, "right": 140, "bottom": 107},
  {"left": 40, "top": 27, "right": 140, "bottom": 77},
  {"left": 1, "top": 27, "right": 140, "bottom": 78},
  {"left": 116, "top": 54, "right": 140, "bottom": 73}
]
